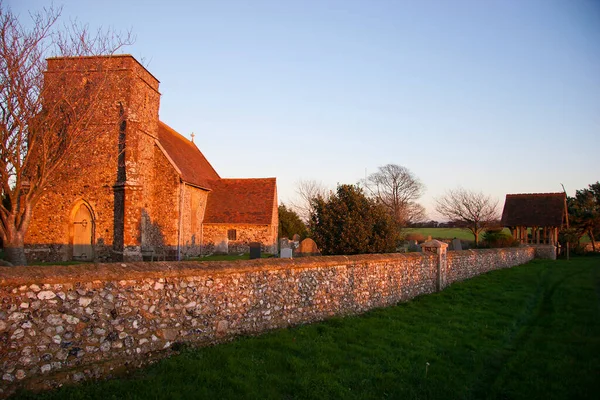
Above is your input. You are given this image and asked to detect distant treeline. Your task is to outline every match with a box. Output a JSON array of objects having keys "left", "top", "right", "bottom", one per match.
[{"left": 409, "top": 220, "right": 502, "bottom": 229}]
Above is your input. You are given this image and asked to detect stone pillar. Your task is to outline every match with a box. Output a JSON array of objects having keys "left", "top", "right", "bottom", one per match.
[
  {"left": 533, "top": 245, "right": 557, "bottom": 260},
  {"left": 421, "top": 239, "right": 449, "bottom": 292}
]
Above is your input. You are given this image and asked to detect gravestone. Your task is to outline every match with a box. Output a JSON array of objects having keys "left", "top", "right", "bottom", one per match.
[
  {"left": 280, "top": 238, "right": 291, "bottom": 249},
  {"left": 408, "top": 240, "right": 420, "bottom": 252},
  {"left": 397, "top": 243, "right": 409, "bottom": 253},
  {"left": 451, "top": 238, "right": 462, "bottom": 251},
  {"left": 294, "top": 238, "right": 320, "bottom": 257},
  {"left": 214, "top": 235, "right": 228, "bottom": 254},
  {"left": 280, "top": 248, "right": 293, "bottom": 258},
  {"left": 249, "top": 242, "right": 261, "bottom": 259}
]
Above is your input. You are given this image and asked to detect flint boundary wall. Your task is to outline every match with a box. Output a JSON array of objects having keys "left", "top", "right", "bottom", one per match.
[{"left": 0, "top": 246, "right": 548, "bottom": 396}]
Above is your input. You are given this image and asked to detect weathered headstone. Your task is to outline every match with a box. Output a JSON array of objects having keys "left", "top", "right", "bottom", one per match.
[
  {"left": 249, "top": 242, "right": 261, "bottom": 259},
  {"left": 294, "top": 238, "right": 320, "bottom": 257},
  {"left": 280, "top": 238, "right": 291, "bottom": 249},
  {"left": 214, "top": 235, "right": 228, "bottom": 254},
  {"left": 451, "top": 238, "right": 462, "bottom": 251},
  {"left": 280, "top": 248, "right": 293, "bottom": 258},
  {"left": 408, "top": 240, "right": 420, "bottom": 252}
]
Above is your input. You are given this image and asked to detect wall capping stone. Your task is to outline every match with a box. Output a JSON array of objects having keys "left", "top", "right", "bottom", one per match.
[{"left": 0, "top": 253, "right": 432, "bottom": 286}]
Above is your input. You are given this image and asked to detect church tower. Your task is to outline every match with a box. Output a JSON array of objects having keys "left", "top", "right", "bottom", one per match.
[{"left": 25, "top": 55, "right": 161, "bottom": 261}]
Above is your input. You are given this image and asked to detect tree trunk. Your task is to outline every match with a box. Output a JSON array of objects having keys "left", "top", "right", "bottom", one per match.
[
  {"left": 469, "top": 227, "right": 480, "bottom": 247},
  {"left": 590, "top": 229, "right": 596, "bottom": 252},
  {"left": 2, "top": 227, "right": 27, "bottom": 265},
  {"left": 1, "top": 202, "right": 34, "bottom": 266},
  {"left": 3, "top": 242, "right": 28, "bottom": 266}
]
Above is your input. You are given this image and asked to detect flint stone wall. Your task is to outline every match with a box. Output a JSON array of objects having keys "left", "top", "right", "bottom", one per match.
[
  {"left": 446, "top": 247, "right": 536, "bottom": 285},
  {"left": 531, "top": 245, "right": 557, "bottom": 260},
  {"left": 0, "top": 247, "right": 537, "bottom": 396}
]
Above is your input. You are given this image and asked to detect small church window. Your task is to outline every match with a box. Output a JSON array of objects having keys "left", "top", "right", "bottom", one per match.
[{"left": 227, "top": 229, "right": 237, "bottom": 241}]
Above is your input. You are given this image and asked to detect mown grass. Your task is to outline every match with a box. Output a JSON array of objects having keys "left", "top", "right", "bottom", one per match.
[
  {"left": 405, "top": 227, "right": 592, "bottom": 244},
  {"left": 29, "top": 261, "right": 93, "bottom": 266},
  {"left": 188, "top": 253, "right": 275, "bottom": 262},
  {"left": 12, "top": 256, "right": 600, "bottom": 399},
  {"left": 24, "top": 253, "right": 273, "bottom": 266},
  {"left": 403, "top": 227, "right": 486, "bottom": 241}
]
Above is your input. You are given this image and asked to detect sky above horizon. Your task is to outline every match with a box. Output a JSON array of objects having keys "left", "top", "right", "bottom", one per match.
[{"left": 9, "top": 0, "right": 600, "bottom": 220}]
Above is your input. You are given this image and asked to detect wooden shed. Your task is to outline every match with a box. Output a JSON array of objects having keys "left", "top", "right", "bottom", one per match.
[{"left": 501, "top": 193, "right": 567, "bottom": 245}]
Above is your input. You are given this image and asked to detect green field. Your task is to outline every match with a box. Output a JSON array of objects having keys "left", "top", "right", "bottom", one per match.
[
  {"left": 13, "top": 256, "right": 600, "bottom": 400},
  {"left": 403, "top": 227, "right": 509, "bottom": 241},
  {"left": 404, "top": 227, "right": 592, "bottom": 244}
]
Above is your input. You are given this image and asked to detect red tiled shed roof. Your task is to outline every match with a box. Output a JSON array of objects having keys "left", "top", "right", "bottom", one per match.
[
  {"left": 501, "top": 193, "right": 566, "bottom": 227},
  {"left": 204, "top": 178, "right": 277, "bottom": 225},
  {"left": 156, "top": 121, "right": 220, "bottom": 189}
]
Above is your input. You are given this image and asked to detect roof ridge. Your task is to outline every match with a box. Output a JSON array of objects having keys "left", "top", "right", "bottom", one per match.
[
  {"left": 506, "top": 192, "right": 564, "bottom": 197},
  {"left": 218, "top": 177, "right": 277, "bottom": 181}
]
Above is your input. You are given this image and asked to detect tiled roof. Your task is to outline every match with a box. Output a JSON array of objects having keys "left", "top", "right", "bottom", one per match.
[
  {"left": 156, "top": 121, "right": 220, "bottom": 189},
  {"left": 204, "top": 178, "right": 277, "bottom": 225},
  {"left": 501, "top": 193, "right": 566, "bottom": 227}
]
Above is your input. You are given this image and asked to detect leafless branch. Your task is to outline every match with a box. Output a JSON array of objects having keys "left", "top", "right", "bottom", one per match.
[
  {"left": 0, "top": 1, "right": 133, "bottom": 264},
  {"left": 363, "top": 164, "right": 425, "bottom": 226},
  {"left": 289, "top": 179, "right": 329, "bottom": 223},
  {"left": 435, "top": 187, "right": 499, "bottom": 245}
]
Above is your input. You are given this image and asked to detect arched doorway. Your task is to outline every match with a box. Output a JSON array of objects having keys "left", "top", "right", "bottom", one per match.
[{"left": 72, "top": 202, "right": 94, "bottom": 261}]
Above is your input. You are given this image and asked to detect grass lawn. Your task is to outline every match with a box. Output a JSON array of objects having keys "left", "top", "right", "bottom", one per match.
[
  {"left": 403, "top": 227, "right": 486, "bottom": 241},
  {"left": 29, "top": 261, "right": 93, "bottom": 266},
  {"left": 23, "top": 254, "right": 274, "bottom": 265},
  {"left": 188, "top": 253, "right": 275, "bottom": 262},
  {"left": 405, "top": 227, "right": 591, "bottom": 244},
  {"left": 12, "top": 256, "right": 600, "bottom": 400}
]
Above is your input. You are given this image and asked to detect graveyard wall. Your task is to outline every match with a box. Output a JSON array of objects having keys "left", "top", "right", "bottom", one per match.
[
  {"left": 445, "top": 247, "right": 535, "bottom": 285},
  {"left": 531, "top": 245, "right": 557, "bottom": 260},
  {"left": 0, "top": 247, "right": 536, "bottom": 396}
]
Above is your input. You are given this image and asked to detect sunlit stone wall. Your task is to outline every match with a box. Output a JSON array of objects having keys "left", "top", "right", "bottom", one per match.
[
  {"left": 0, "top": 247, "right": 538, "bottom": 397},
  {"left": 446, "top": 247, "right": 537, "bottom": 285}
]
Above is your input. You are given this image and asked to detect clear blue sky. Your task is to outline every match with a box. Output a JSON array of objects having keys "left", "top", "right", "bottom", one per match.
[{"left": 9, "top": 0, "right": 600, "bottom": 219}]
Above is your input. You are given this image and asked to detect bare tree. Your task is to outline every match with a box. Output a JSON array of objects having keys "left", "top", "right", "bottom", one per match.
[
  {"left": 0, "top": 2, "right": 133, "bottom": 265},
  {"left": 289, "top": 179, "right": 329, "bottom": 223},
  {"left": 435, "top": 187, "right": 499, "bottom": 246},
  {"left": 363, "top": 164, "right": 425, "bottom": 226},
  {"left": 405, "top": 201, "right": 427, "bottom": 226}
]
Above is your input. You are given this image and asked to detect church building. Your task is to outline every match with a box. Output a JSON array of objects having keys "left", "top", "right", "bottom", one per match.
[{"left": 25, "top": 55, "right": 278, "bottom": 262}]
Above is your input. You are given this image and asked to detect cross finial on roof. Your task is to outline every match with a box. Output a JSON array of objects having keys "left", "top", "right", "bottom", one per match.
[{"left": 190, "top": 132, "right": 195, "bottom": 143}]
